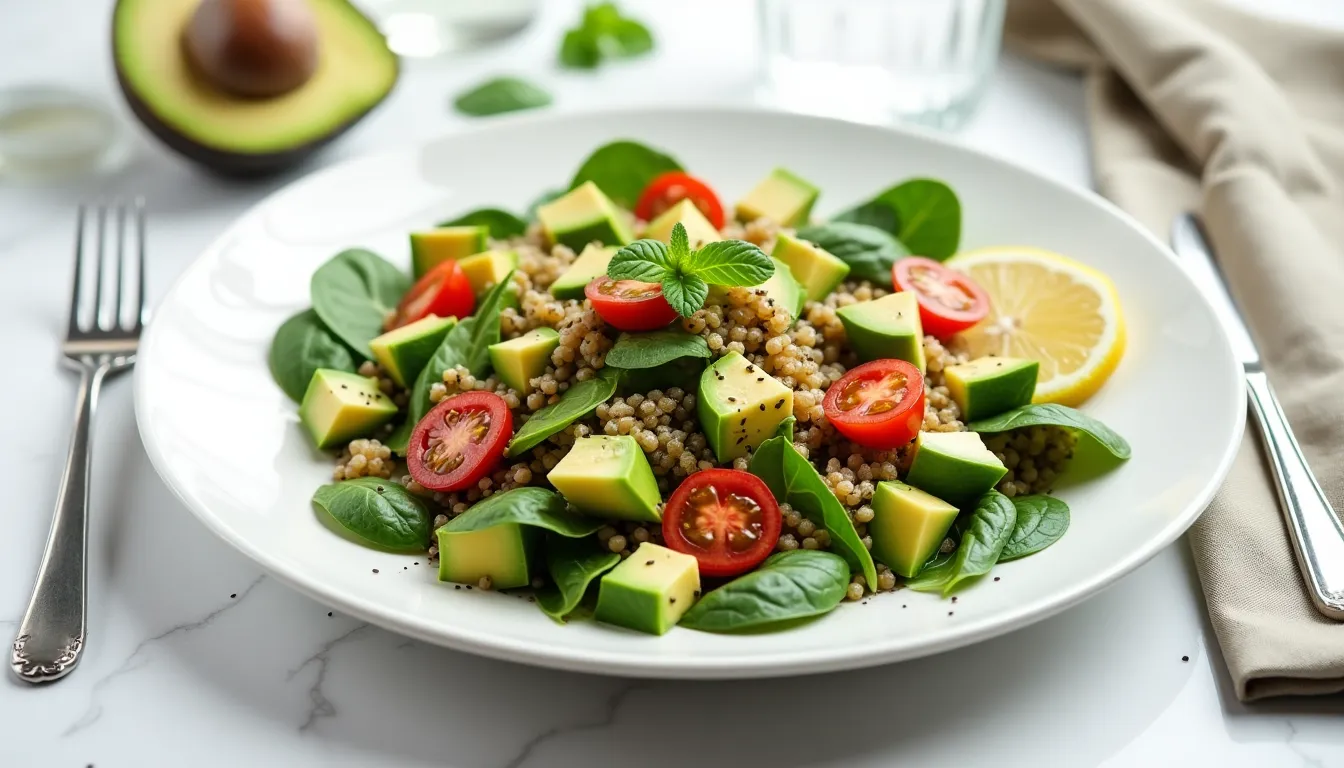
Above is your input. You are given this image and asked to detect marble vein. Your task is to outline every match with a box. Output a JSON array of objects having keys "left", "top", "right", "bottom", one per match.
[
  {"left": 1284, "top": 719, "right": 1325, "bottom": 768},
  {"left": 502, "top": 681, "right": 651, "bottom": 768},
  {"left": 62, "top": 574, "right": 267, "bottom": 737},
  {"left": 287, "top": 623, "right": 370, "bottom": 733}
]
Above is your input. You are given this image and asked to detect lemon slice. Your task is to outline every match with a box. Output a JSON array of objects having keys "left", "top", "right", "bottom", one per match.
[{"left": 945, "top": 246, "right": 1125, "bottom": 407}]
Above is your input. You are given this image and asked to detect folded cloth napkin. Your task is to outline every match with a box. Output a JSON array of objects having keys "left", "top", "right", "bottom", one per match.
[{"left": 1005, "top": 0, "right": 1344, "bottom": 701}]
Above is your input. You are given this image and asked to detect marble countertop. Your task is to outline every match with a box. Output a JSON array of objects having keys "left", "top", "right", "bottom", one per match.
[{"left": 2, "top": 1, "right": 1342, "bottom": 765}]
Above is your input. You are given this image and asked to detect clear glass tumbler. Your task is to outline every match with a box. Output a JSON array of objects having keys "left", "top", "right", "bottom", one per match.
[{"left": 758, "top": 0, "right": 1006, "bottom": 131}]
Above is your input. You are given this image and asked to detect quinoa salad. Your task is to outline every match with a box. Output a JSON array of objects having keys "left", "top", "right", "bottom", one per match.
[{"left": 269, "top": 140, "right": 1132, "bottom": 635}]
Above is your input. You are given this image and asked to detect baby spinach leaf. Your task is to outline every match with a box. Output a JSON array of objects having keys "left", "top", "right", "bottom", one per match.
[
  {"left": 967, "top": 403, "right": 1132, "bottom": 460},
  {"left": 442, "top": 487, "right": 604, "bottom": 538},
  {"left": 680, "top": 550, "right": 850, "bottom": 633},
  {"left": 535, "top": 535, "right": 621, "bottom": 622},
  {"left": 437, "top": 208, "right": 528, "bottom": 240},
  {"left": 942, "top": 491, "right": 1016, "bottom": 596},
  {"left": 312, "top": 478, "right": 430, "bottom": 552},
  {"left": 1000, "top": 495, "right": 1070, "bottom": 562},
  {"left": 268, "top": 309, "right": 356, "bottom": 402},
  {"left": 750, "top": 436, "right": 878, "bottom": 592},
  {"left": 453, "top": 76, "right": 552, "bottom": 117},
  {"left": 614, "top": 357, "right": 704, "bottom": 395},
  {"left": 835, "top": 179, "right": 961, "bottom": 260},
  {"left": 310, "top": 249, "right": 410, "bottom": 358},
  {"left": 775, "top": 415, "right": 797, "bottom": 440},
  {"left": 506, "top": 370, "right": 619, "bottom": 457},
  {"left": 794, "top": 222, "right": 907, "bottom": 286},
  {"left": 605, "top": 329, "right": 711, "bottom": 369},
  {"left": 568, "top": 140, "right": 682, "bottom": 209},
  {"left": 903, "top": 554, "right": 956, "bottom": 593},
  {"left": 558, "top": 2, "right": 655, "bottom": 69}
]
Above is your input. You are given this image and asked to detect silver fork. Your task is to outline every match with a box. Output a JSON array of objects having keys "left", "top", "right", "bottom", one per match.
[{"left": 10, "top": 201, "right": 146, "bottom": 683}]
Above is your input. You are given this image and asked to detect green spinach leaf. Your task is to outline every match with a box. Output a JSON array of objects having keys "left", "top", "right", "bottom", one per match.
[
  {"left": 679, "top": 550, "right": 850, "bottom": 633},
  {"left": 1000, "top": 495, "right": 1070, "bottom": 562},
  {"left": 614, "top": 357, "right": 704, "bottom": 394},
  {"left": 438, "top": 208, "right": 528, "bottom": 240},
  {"left": 775, "top": 415, "right": 797, "bottom": 440},
  {"left": 605, "top": 329, "right": 711, "bottom": 370},
  {"left": 268, "top": 309, "right": 356, "bottom": 402},
  {"left": 312, "top": 478, "right": 430, "bottom": 552},
  {"left": 794, "top": 222, "right": 908, "bottom": 286},
  {"left": 506, "top": 370, "right": 619, "bottom": 457},
  {"left": 535, "top": 535, "right": 621, "bottom": 622},
  {"left": 750, "top": 436, "right": 878, "bottom": 592},
  {"left": 967, "top": 403, "right": 1131, "bottom": 460},
  {"left": 835, "top": 179, "right": 961, "bottom": 260},
  {"left": 568, "top": 140, "right": 682, "bottom": 209},
  {"left": 453, "top": 76, "right": 552, "bottom": 117},
  {"left": 942, "top": 491, "right": 1016, "bottom": 596},
  {"left": 558, "top": 3, "right": 654, "bottom": 70},
  {"left": 442, "top": 487, "right": 604, "bottom": 538},
  {"left": 310, "top": 249, "right": 411, "bottom": 358}
]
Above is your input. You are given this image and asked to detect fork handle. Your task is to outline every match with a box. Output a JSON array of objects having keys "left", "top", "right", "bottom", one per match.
[
  {"left": 1246, "top": 370, "right": 1344, "bottom": 620},
  {"left": 11, "top": 363, "right": 107, "bottom": 682}
]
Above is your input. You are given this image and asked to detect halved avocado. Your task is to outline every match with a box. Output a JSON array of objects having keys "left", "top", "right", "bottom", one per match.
[{"left": 112, "top": 0, "right": 398, "bottom": 176}]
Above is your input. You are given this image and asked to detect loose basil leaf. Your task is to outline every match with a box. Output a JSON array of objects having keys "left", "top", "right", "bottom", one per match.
[
  {"left": 526, "top": 189, "right": 565, "bottom": 221},
  {"left": 442, "top": 487, "right": 604, "bottom": 538},
  {"left": 680, "top": 550, "right": 850, "bottom": 633},
  {"left": 268, "top": 309, "right": 356, "bottom": 403},
  {"left": 942, "top": 491, "right": 1016, "bottom": 596},
  {"left": 687, "top": 240, "right": 774, "bottom": 287},
  {"left": 310, "top": 249, "right": 410, "bottom": 358},
  {"left": 605, "top": 329, "right": 711, "bottom": 370},
  {"left": 535, "top": 535, "right": 621, "bottom": 622},
  {"left": 967, "top": 403, "right": 1131, "bottom": 460},
  {"left": 834, "top": 179, "right": 961, "bottom": 260},
  {"left": 775, "top": 415, "right": 796, "bottom": 440},
  {"left": 453, "top": 76, "right": 552, "bottom": 117},
  {"left": 750, "top": 436, "right": 879, "bottom": 592},
  {"left": 661, "top": 272, "right": 709, "bottom": 319},
  {"left": 607, "top": 239, "right": 676, "bottom": 283},
  {"left": 794, "top": 222, "right": 907, "bottom": 287},
  {"left": 312, "top": 478, "right": 430, "bottom": 552},
  {"left": 568, "top": 140, "right": 682, "bottom": 209},
  {"left": 437, "top": 207, "right": 528, "bottom": 240},
  {"left": 506, "top": 369, "right": 619, "bottom": 457},
  {"left": 999, "top": 495, "right": 1070, "bottom": 562}
]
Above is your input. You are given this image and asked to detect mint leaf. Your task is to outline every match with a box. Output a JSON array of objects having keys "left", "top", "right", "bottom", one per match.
[
  {"left": 607, "top": 239, "right": 675, "bottom": 283},
  {"left": 559, "top": 3, "right": 655, "bottom": 71},
  {"left": 661, "top": 273, "right": 708, "bottom": 318},
  {"left": 686, "top": 240, "right": 774, "bottom": 286},
  {"left": 669, "top": 222, "right": 691, "bottom": 268}
]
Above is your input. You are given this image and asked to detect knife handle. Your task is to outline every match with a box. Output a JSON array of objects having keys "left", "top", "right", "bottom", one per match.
[{"left": 1246, "top": 370, "right": 1344, "bottom": 620}]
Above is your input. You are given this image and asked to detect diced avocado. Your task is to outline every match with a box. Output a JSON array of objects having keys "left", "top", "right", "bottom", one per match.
[
  {"left": 706, "top": 257, "right": 805, "bottom": 323},
  {"left": 551, "top": 244, "right": 617, "bottom": 301},
  {"left": 944, "top": 357, "right": 1039, "bottom": 422},
  {"left": 698, "top": 351, "right": 793, "bottom": 463},
  {"left": 836, "top": 291, "right": 926, "bottom": 372},
  {"left": 547, "top": 435, "right": 662, "bottom": 522},
  {"left": 905, "top": 431, "right": 1008, "bottom": 504},
  {"left": 735, "top": 168, "right": 819, "bottom": 227},
  {"left": 594, "top": 542, "right": 700, "bottom": 635},
  {"left": 410, "top": 225, "right": 488, "bottom": 278},
  {"left": 436, "top": 523, "right": 537, "bottom": 589},
  {"left": 369, "top": 315, "right": 457, "bottom": 387},
  {"left": 870, "top": 481, "right": 960, "bottom": 578},
  {"left": 488, "top": 327, "right": 560, "bottom": 394},
  {"left": 456, "top": 250, "right": 518, "bottom": 296},
  {"left": 538, "top": 181, "right": 634, "bottom": 251},
  {"left": 298, "top": 369, "right": 398, "bottom": 449},
  {"left": 771, "top": 233, "right": 850, "bottom": 302},
  {"left": 643, "top": 199, "right": 722, "bottom": 248}
]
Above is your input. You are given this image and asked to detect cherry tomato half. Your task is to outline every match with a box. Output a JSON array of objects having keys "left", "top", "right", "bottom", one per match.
[
  {"left": 633, "top": 172, "right": 726, "bottom": 229},
  {"left": 584, "top": 276, "right": 679, "bottom": 332},
  {"left": 390, "top": 259, "right": 475, "bottom": 331},
  {"left": 663, "top": 469, "right": 782, "bottom": 578},
  {"left": 407, "top": 392, "right": 512, "bottom": 492},
  {"left": 823, "top": 359, "right": 926, "bottom": 450},
  {"left": 892, "top": 257, "right": 990, "bottom": 339}
]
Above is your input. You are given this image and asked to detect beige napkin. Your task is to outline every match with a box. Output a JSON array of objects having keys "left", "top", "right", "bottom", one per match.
[{"left": 1005, "top": 0, "right": 1344, "bottom": 701}]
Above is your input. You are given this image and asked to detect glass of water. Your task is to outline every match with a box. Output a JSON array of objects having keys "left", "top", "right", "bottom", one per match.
[{"left": 757, "top": 0, "right": 1006, "bottom": 130}]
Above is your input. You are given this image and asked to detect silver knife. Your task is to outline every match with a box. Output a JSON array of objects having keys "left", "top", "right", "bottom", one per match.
[{"left": 1172, "top": 213, "right": 1344, "bottom": 620}]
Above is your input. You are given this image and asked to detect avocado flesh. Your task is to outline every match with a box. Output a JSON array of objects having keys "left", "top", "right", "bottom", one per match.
[
  {"left": 870, "top": 481, "right": 960, "bottom": 578},
  {"left": 410, "top": 226, "right": 489, "bottom": 278},
  {"left": 594, "top": 543, "right": 700, "bottom": 635},
  {"left": 112, "top": 0, "right": 397, "bottom": 176},
  {"left": 698, "top": 351, "right": 793, "bottom": 463},
  {"left": 772, "top": 234, "right": 849, "bottom": 302},
  {"left": 551, "top": 245, "right": 617, "bottom": 301},
  {"left": 735, "top": 168, "right": 819, "bottom": 227},
  {"left": 643, "top": 199, "right": 722, "bottom": 248},
  {"left": 437, "top": 524, "right": 536, "bottom": 589},
  {"left": 944, "top": 357, "right": 1039, "bottom": 421},
  {"left": 489, "top": 327, "right": 559, "bottom": 394},
  {"left": 538, "top": 182, "right": 633, "bottom": 251},
  {"left": 836, "top": 291, "right": 926, "bottom": 371},
  {"left": 298, "top": 369, "right": 398, "bottom": 449},
  {"left": 370, "top": 315, "right": 457, "bottom": 387},
  {"left": 547, "top": 435, "right": 662, "bottom": 522},
  {"left": 905, "top": 431, "right": 1008, "bottom": 504},
  {"left": 457, "top": 250, "right": 518, "bottom": 296}
]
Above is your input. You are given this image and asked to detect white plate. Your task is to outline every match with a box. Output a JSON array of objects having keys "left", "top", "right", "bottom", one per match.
[{"left": 135, "top": 108, "right": 1244, "bottom": 679}]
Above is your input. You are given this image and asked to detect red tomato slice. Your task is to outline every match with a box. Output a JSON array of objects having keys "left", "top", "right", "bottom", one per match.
[
  {"left": 823, "top": 359, "right": 926, "bottom": 450},
  {"left": 391, "top": 260, "right": 475, "bottom": 330},
  {"left": 584, "top": 276, "right": 679, "bottom": 332},
  {"left": 407, "top": 392, "right": 512, "bottom": 492},
  {"left": 633, "top": 172, "right": 726, "bottom": 229},
  {"left": 662, "top": 469, "right": 782, "bottom": 578},
  {"left": 891, "top": 257, "right": 990, "bottom": 338}
]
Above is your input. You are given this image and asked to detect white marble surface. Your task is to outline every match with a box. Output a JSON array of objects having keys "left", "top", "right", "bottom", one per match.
[{"left": 1, "top": 1, "right": 1341, "bottom": 766}]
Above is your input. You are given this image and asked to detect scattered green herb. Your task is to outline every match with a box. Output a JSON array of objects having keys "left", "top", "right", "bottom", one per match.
[
  {"left": 968, "top": 403, "right": 1132, "bottom": 460},
  {"left": 568, "top": 140, "right": 682, "bottom": 209},
  {"left": 607, "top": 223, "right": 773, "bottom": 317},
  {"left": 535, "top": 535, "right": 621, "bottom": 622},
  {"left": 794, "top": 222, "right": 907, "bottom": 286},
  {"left": 442, "top": 487, "right": 604, "bottom": 538},
  {"left": 999, "top": 495, "right": 1070, "bottom": 562},
  {"left": 680, "top": 550, "right": 850, "bottom": 633},
  {"left": 605, "top": 328, "right": 711, "bottom": 369},
  {"left": 268, "top": 309, "right": 356, "bottom": 403},
  {"left": 309, "top": 249, "right": 410, "bottom": 358},
  {"left": 558, "top": 2, "right": 654, "bottom": 70},
  {"left": 506, "top": 369, "right": 620, "bottom": 457},
  {"left": 312, "top": 478, "right": 430, "bottom": 552},
  {"left": 453, "top": 76, "right": 553, "bottom": 117},
  {"left": 437, "top": 208, "right": 528, "bottom": 240},
  {"left": 775, "top": 415, "right": 797, "bottom": 440},
  {"left": 834, "top": 179, "right": 961, "bottom": 260}
]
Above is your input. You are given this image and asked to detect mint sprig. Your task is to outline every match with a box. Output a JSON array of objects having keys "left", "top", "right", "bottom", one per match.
[{"left": 606, "top": 222, "right": 773, "bottom": 318}]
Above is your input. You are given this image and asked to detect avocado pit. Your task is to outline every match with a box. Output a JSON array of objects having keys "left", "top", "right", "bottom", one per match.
[{"left": 183, "top": 0, "right": 320, "bottom": 98}]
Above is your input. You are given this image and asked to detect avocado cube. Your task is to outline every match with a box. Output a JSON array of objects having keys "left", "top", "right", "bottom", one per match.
[
  {"left": 370, "top": 315, "right": 457, "bottom": 387},
  {"left": 538, "top": 181, "right": 634, "bottom": 251},
  {"left": 905, "top": 431, "right": 1008, "bottom": 505},
  {"left": 410, "top": 225, "right": 489, "bottom": 278},
  {"left": 298, "top": 369, "right": 398, "bottom": 450},
  {"left": 836, "top": 291, "right": 926, "bottom": 372},
  {"left": 870, "top": 481, "right": 960, "bottom": 578},
  {"left": 437, "top": 524, "right": 537, "bottom": 589},
  {"left": 643, "top": 199, "right": 722, "bottom": 248},
  {"left": 594, "top": 543, "right": 700, "bottom": 635},
  {"left": 698, "top": 351, "right": 793, "bottom": 463},
  {"left": 547, "top": 435, "right": 662, "bottom": 522},
  {"left": 735, "top": 168, "right": 819, "bottom": 227},
  {"left": 551, "top": 244, "right": 617, "bottom": 301},
  {"left": 488, "top": 327, "right": 560, "bottom": 394},
  {"left": 945, "top": 357, "right": 1039, "bottom": 422},
  {"left": 456, "top": 250, "right": 518, "bottom": 297},
  {"left": 771, "top": 233, "right": 850, "bottom": 302}
]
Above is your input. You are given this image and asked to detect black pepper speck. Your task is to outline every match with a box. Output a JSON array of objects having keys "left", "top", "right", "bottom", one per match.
[
  {"left": 1181, "top": 655, "right": 1189, "bottom": 662},
  {"left": 229, "top": 593, "right": 236, "bottom": 599}
]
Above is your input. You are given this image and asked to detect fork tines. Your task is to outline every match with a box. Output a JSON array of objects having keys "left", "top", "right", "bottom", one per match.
[{"left": 68, "top": 199, "right": 146, "bottom": 339}]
